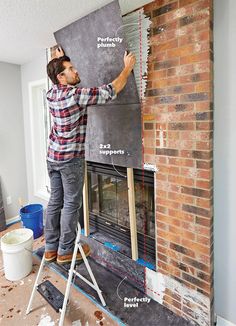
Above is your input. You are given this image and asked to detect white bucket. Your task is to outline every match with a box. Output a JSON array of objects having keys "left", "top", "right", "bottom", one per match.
[{"left": 0, "top": 228, "right": 33, "bottom": 281}]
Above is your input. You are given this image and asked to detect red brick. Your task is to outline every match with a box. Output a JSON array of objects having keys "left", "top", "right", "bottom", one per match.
[
  {"left": 164, "top": 294, "right": 181, "bottom": 310},
  {"left": 179, "top": 0, "right": 199, "bottom": 7},
  {"left": 196, "top": 122, "right": 213, "bottom": 130},
  {"left": 148, "top": 70, "right": 167, "bottom": 80},
  {"left": 158, "top": 164, "right": 180, "bottom": 174},
  {"left": 169, "top": 225, "right": 196, "bottom": 241},
  {"left": 195, "top": 216, "right": 212, "bottom": 227},
  {"left": 157, "top": 189, "right": 168, "bottom": 198},
  {"left": 165, "top": 289, "right": 181, "bottom": 303},
  {"left": 168, "top": 175, "right": 194, "bottom": 186},
  {"left": 157, "top": 205, "right": 168, "bottom": 214},
  {"left": 144, "top": 137, "right": 155, "bottom": 148},
  {"left": 143, "top": 130, "right": 155, "bottom": 138},
  {"left": 167, "top": 44, "right": 195, "bottom": 59},
  {"left": 166, "top": 84, "right": 195, "bottom": 95},
  {"left": 170, "top": 242, "right": 195, "bottom": 258},
  {"left": 180, "top": 72, "right": 210, "bottom": 84},
  {"left": 159, "top": 197, "right": 181, "bottom": 210},
  {"left": 159, "top": 229, "right": 181, "bottom": 244},
  {"left": 180, "top": 51, "right": 210, "bottom": 65},
  {"left": 180, "top": 167, "right": 197, "bottom": 178},
  {"left": 179, "top": 30, "right": 210, "bottom": 46},
  {"left": 156, "top": 156, "right": 168, "bottom": 164},
  {"left": 196, "top": 235, "right": 210, "bottom": 246},
  {"left": 155, "top": 39, "right": 178, "bottom": 52},
  {"left": 169, "top": 209, "right": 195, "bottom": 222},
  {"left": 196, "top": 141, "right": 211, "bottom": 150},
  {"left": 158, "top": 238, "right": 169, "bottom": 248},
  {"left": 168, "top": 140, "right": 195, "bottom": 150},
  {"left": 197, "top": 169, "right": 212, "bottom": 179},
  {"left": 158, "top": 261, "right": 182, "bottom": 278},
  {"left": 182, "top": 239, "right": 210, "bottom": 255},
  {"left": 149, "top": 50, "right": 167, "bottom": 63},
  {"left": 168, "top": 191, "right": 194, "bottom": 205},
  {"left": 152, "top": 2, "right": 178, "bottom": 18},
  {"left": 197, "top": 160, "right": 213, "bottom": 169},
  {"left": 144, "top": 147, "right": 155, "bottom": 155},
  {"left": 168, "top": 131, "right": 180, "bottom": 140},
  {"left": 182, "top": 256, "right": 210, "bottom": 273},
  {"left": 196, "top": 81, "right": 211, "bottom": 92},
  {"left": 144, "top": 154, "right": 156, "bottom": 164},
  {"left": 196, "top": 197, "right": 212, "bottom": 209},
  {"left": 195, "top": 61, "right": 211, "bottom": 73},
  {"left": 158, "top": 252, "right": 168, "bottom": 263},
  {"left": 168, "top": 157, "right": 194, "bottom": 167},
  {"left": 157, "top": 221, "right": 169, "bottom": 230},
  {"left": 195, "top": 101, "right": 213, "bottom": 111},
  {"left": 168, "top": 122, "right": 195, "bottom": 130},
  {"left": 158, "top": 213, "right": 181, "bottom": 227}
]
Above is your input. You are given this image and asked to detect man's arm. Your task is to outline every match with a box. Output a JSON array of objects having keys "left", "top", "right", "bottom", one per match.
[
  {"left": 54, "top": 46, "right": 136, "bottom": 105},
  {"left": 55, "top": 46, "right": 136, "bottom": 94},
  {"left": 112, "top": 51, "right": 136, "bottom": 95},
  {"left": 73, "top": 50, "right": 136, "bottom": 106}
]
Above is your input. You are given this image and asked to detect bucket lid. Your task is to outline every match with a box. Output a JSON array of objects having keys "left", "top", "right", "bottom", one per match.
[{"left": 1, "top": 228, "right": 33, "bottom": 246}]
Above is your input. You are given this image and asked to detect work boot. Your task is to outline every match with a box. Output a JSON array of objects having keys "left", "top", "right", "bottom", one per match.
[
  {"left": 57, "top": 243, "right": 91, "bottom": 265},
  {"left": 45, "top": 250, "right": 57, "bottom": 263}
]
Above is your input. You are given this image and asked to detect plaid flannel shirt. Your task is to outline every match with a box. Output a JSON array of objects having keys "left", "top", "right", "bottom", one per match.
[{"left": 46, "top": 83, "right": 116, "bottom": 162}]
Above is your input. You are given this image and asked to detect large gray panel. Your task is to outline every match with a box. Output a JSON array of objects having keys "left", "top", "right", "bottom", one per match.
[
  {"left": 54, "top": 0, "right": 142, "bottom": 167},
  {"left": 85, "top": 104, "right": 142, "bottom": 168},
  {"left": 54, "top": 0, "right": 140, "bottom": 105}
]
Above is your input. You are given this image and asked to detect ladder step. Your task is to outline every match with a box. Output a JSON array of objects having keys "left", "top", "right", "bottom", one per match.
[{"left": 37, "top": 280, "right": 66, "bottom": 313}]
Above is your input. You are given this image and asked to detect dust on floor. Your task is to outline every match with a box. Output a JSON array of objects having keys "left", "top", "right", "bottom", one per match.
[{"left": 0, "top": 223, "right": 118, "bottom": 326}]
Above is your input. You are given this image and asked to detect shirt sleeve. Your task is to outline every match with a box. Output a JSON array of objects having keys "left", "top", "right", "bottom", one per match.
[{"left": 74, "top": 83, "right": 116, "bottom": 106}]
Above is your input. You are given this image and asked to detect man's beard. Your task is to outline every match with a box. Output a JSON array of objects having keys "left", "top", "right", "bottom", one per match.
[{"left": 70, "top": 76, "right": 81, "bottom": 85}]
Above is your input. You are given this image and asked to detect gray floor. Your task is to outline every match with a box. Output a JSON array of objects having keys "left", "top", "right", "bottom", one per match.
[{"left": 35, "top": 247, "right": 195, "bottom": 326}]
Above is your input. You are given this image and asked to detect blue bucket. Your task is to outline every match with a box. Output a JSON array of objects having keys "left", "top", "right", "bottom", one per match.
[{"left": 20, "top": 204, "right": 44, "bottom": 239}]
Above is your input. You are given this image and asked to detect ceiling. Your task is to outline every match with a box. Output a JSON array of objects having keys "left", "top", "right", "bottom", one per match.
[{"left": 0, "top": 0, "right": 152, "bottom": 65}]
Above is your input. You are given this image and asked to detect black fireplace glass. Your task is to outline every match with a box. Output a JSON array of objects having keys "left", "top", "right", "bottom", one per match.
[
  {"left": 88, "top": 170, "right": 154, "bottom": 239},
  {"left": 135, "top": 182, "right": 155, "bottom": 239}
]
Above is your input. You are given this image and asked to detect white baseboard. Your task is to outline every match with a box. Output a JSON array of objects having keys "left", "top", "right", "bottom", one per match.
[
  {"left": 217, "top": 316, "right": 236, "bottom": 326},
  {"left": 6, "top": 215, "right": 21, "bottom": 226}
]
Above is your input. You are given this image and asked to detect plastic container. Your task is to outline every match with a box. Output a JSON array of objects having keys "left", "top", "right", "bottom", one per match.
[
  {"left": 0, "top": 228, "right": 33, "bottom": 281},
  {"left": 20, "top": 204, "right": 44, "bottom": 239}
]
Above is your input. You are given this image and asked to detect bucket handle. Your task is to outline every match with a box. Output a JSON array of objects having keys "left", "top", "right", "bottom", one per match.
[
  {"left": 2, "top": 247, "right": 34, "bottom": 254},
  {"left": 24, "top": 247, "right": 33, "bottom": 253}
]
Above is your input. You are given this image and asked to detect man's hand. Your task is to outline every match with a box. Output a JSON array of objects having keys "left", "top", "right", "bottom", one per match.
[
  {"left": 124, "top": 51, "right": 136, "bottom": 72},
  {"left": 55, "top": 46, "right": 65, "bottom": 58},
  {"left": 112, "top": 51, "right": 136, "bottom": 95}
]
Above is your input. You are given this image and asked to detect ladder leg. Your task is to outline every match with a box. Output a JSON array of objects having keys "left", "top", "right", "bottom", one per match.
[
  {"left": 59, "top": 225, "right": 81, "bottom": 326},
  {"left": 78, "top": 243, "right": 106, "bottom": 307},
  {"left": 26, "top": 253, "right": 46, "bottom": 314}
]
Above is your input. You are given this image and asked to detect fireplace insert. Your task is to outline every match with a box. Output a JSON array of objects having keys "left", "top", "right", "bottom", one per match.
[{"left": 87, "top": 161, "right": 156, "bottom": 261}]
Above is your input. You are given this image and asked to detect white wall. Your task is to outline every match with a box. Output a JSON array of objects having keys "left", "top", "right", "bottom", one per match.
[
  {"left": 0, "top": 62, "right": 28, "bottom": 220},
  {"left": 214, "top": 0, "right": 236, "bottom": 324},
  {"left": 21, "top": 50, "right": 48, "bottom": 207}
]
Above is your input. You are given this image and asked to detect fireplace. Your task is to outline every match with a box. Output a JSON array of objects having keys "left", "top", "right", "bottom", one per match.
[{"left": 87, "top": 161, "right": 156, "bottom": 262}]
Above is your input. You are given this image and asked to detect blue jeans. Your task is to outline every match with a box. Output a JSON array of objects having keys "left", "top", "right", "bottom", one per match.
[{"left": 45, "top": 158, "right": 85, "bottom": 255}]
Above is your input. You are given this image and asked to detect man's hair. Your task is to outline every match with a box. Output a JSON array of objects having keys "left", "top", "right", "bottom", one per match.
[{"left": 47, "top": 55, "right": 71, "bottom": 84}]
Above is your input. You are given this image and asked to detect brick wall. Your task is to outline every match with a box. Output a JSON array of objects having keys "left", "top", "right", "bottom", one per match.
[{"left": 143, "top": 0, "right": 214, "bottom": 325}]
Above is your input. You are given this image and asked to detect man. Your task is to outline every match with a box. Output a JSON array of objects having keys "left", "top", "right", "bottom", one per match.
[{"left": 45, "top": 46, "right": 136, "bottom": 265}]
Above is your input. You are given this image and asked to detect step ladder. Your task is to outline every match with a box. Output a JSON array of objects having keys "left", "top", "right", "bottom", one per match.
[{"left": 26, "top": 224, "right": 106, "bottom": 326}]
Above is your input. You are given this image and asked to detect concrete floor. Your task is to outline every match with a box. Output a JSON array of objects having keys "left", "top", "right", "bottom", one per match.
[{"left": 0, "top": 223, "right": 118, "bottom": 326}]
